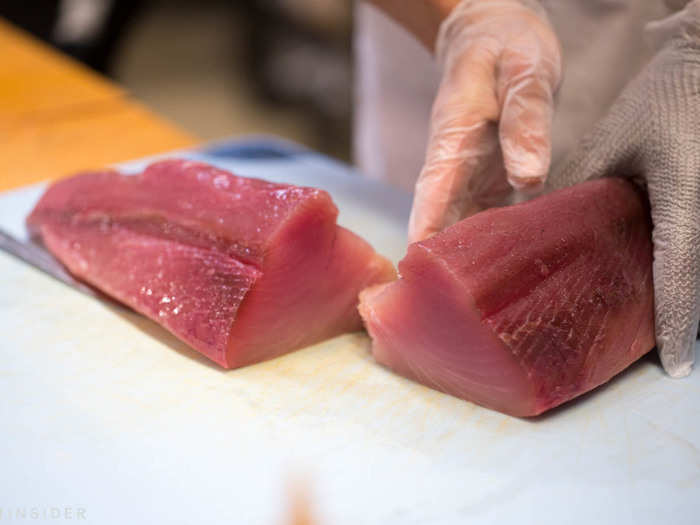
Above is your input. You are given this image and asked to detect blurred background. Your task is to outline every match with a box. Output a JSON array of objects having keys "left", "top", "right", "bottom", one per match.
[{"left": 0, "top": 0, "right": 353, "bottom": 160}]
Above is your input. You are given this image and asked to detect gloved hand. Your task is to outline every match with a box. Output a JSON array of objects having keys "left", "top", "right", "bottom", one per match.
[
  {"left": 408, "top": 0, "right": 562, "bottom": 242},
  {"left": 549, "top": 0, "right": 700, "bottom": 378}
]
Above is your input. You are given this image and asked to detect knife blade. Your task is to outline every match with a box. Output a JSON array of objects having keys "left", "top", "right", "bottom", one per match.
[{"left": 0, "top": 227, "right": 99, "bottom": 298}]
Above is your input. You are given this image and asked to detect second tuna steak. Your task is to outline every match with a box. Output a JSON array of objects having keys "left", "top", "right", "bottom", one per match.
[
  {"left": 28, "top": 159, "right": 396, "bottom": 368},
  {"left": 359, "top": 179, "right": 655, "bottom": 417}
]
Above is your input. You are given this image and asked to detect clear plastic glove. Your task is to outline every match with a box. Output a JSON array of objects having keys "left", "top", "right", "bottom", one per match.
[
  {"left": 408, "top": 0, "right": 562, "bottom": 242},
  {"left": 550, "top": 0, "right": 700, "bottom": 378}
]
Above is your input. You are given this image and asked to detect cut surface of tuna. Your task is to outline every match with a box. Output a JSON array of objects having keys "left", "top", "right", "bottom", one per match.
[
  {"left": 28, "top": 159, "right": 396, "bottom": 368},
  {"left": 359, "top": 179, "right": 655, "bottom": 417}
]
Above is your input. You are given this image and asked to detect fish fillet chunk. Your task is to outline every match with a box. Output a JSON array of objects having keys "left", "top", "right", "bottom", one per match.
[
  {"left": 359, "top": 179, "right": 655, "bottom": 417},
  {"left": 27, "top": 159, "right": 396, "bottom": 368}
]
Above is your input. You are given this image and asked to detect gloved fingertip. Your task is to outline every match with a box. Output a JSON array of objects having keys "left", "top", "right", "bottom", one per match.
[
  {"left": 502, "top": 144, "right": 550, "bottom": 190},
  {"left": 666, "top": 361, "right": 693, "bottom": 378},
  {"left": 408, "top": 226, "right": 438, "bottom": 245},
  {"left": 507, "top": 173, "right": 546, "bottom": 193},
  {"left": 659, "top": 336, "right": 696, "bottom": 378}
]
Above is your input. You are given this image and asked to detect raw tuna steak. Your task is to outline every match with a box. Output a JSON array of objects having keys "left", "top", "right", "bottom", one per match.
[
  {"left": 359, "top": 179, "right": 655, "bottom": 417},
  {"left": 28, "top": 159, "right": 395, "bottom": 368}
]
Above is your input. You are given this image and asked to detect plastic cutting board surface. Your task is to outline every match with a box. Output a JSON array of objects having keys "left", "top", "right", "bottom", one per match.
[{"left": 0, "top": 137, "right": 698, "bottom": 524}]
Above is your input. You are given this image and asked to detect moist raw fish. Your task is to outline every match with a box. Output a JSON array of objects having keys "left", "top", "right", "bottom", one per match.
[
  {"left": 359, "top": 179, "right": 655, "bottom": 417},
  {"left": 27, "top": 159, "right": 396, "bottom": 368}
]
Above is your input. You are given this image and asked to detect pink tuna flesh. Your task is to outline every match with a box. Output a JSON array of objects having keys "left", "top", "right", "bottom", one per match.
[
  {"left": 28, "top": 159, "right": 396, "bottom": 368},
  {"left": 359, "top": 179, "right": 655, "bottom": 417}
]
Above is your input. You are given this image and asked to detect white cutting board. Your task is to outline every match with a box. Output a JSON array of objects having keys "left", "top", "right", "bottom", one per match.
[{"left": 1, "top": 138, "right": 698, "bottom": 524}]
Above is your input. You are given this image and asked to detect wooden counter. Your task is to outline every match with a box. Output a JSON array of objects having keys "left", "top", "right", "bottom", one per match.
[{"left": 0, "top": 17, "right": 198, "bottom": 191}]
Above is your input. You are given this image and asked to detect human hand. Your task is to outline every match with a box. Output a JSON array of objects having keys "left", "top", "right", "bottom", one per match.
[
  {"left": 409, "top": 0, "right": 562, "bottom": 242},
  {"left": 550, "top": 0, "right": 700, "bottom": 377}
]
